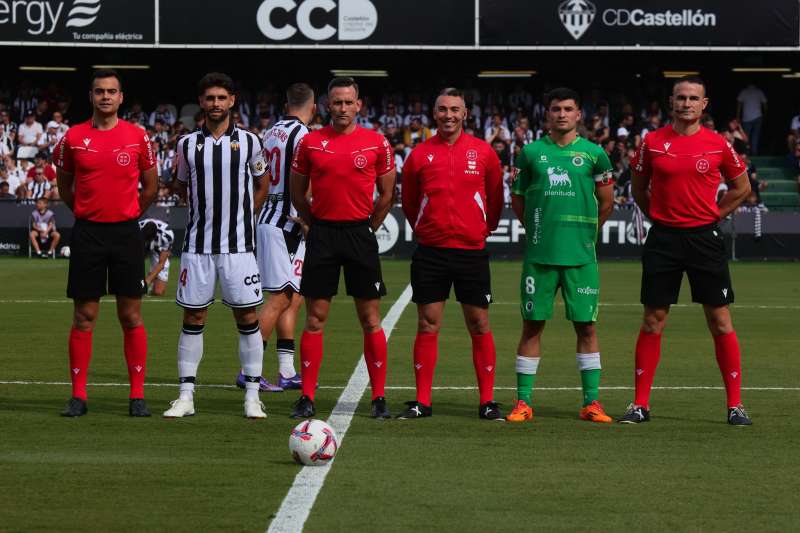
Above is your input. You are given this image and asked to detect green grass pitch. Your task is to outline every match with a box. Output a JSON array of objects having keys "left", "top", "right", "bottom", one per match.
[{"left": 1, "top": 257, "right": 798, "bottom": 532}]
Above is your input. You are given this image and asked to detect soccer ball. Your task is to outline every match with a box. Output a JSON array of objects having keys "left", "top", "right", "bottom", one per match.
[
  {"left": 289, "top": 419, "right": 338, "bottom": 466},
  {"left": 60, "top": 246, "right": 71, "bottom": 258}
]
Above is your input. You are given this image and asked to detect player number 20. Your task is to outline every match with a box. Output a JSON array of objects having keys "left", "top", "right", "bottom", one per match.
[{"left": 525, "top": 276, "right": 535, "bottom": 295}]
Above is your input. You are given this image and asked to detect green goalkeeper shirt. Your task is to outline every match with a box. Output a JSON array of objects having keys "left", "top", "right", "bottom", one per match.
[{"left": 512, "top": 135, "right": 613, "bottom": 266}]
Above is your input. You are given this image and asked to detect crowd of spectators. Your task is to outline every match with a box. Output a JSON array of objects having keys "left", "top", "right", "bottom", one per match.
[{"left": 0, "top": 81, "right": 795, "bottom": 213}]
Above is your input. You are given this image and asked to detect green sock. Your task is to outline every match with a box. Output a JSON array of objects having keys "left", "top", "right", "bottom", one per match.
[
  {"left": 580, "top": 369, "right": 601, "bottom": 406},
  {"left": 515, "top": 355, "right": 540, "bottom": 404},
  {"left": 516, "top": 372, "right": 536, "bottom": 404}
]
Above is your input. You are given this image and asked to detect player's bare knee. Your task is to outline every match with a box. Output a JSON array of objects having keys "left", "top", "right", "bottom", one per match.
[
  {"left": 305, "top": 312, "right": 327, "bottom": 333},
  {"left": 641, "top": 316, "right": 666, "bottom": 334},
  {"left": 359, "top": 313, "right": 382, "bottom": 333},
  {"left": 465, "top": 315, "right": 490, "bottom": 335},
  {"left": 152, "top": 284, "right": 166, "bottom": 296},
  {"left": 183, "top": 308, "right": 207, "bottom": 326},
  {"left": 117, "top": 309, "right": 142, "bottom": 329},
  {"left": 73, "top": 310, "right": 97, "bottom": 331},
  {"left": 705, "top": 316, "right": 733, "bottom": 336},
  {"left": 573, "top": 321, "right": 596, "bottom": 341},
  {"left": 417, "top": 317, "right": 441, "bottom": 334}
]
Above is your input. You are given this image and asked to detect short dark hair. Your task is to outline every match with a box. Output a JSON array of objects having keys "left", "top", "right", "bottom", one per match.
[
  {"left": 327, "top": 77, "right": 359, "bottom": 97},
  {"left": 141, "top": 221, "right": 157, "bottom": 243},
  {"left": 197, "top": 72, "right": 236, "bottom": 97},
  {"left": 672, "top": 75, "right": 707, "bottom": 96},
  {"left": 546, "top": 87, "right": 581, "bottom": 108},
  {"left": 91, "top": 69, "right": 122, "bottom": 90},
  {"left": 286, "top": 82, "right": 314, "bottom": 108}
]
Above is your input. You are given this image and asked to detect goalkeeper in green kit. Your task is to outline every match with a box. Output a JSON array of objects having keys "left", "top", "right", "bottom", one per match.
[{"left": 507, "top": 87, "right": 615, "bottom": 423}]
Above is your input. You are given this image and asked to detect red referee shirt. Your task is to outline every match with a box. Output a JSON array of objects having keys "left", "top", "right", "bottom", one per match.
[
  {"left": 402, "top": 132, "right": 503, "bottom": 249},
  {"left": 291, "top": 125, "right": 394, "bottom": 221},
  {"left": 631, "top": 125, "right": 745, "bottom": 228},
  {"left": 53, "top": 119, "right": 155, "bottom": 222}
]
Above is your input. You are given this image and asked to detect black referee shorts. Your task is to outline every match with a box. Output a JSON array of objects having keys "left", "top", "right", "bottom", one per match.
[
  {"left": 67, "top": 219, "right": 146, "bottom": 300},
  {"left": 641, "top": 222, "right": 734, "bottom": 307},
  {"left": 300, "top": 219, "right": 386, "bottom": 300},
  {"left": 411, "top": 245, "right": 492, "bottom": 306}
]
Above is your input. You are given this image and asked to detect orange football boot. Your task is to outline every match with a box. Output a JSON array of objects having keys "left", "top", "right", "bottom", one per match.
[
  {"left": 506, "top": 400, "right": 534, "bottom": 422},
  {"left": 579, "top": 400, "right": 613, "bottom": 423}
]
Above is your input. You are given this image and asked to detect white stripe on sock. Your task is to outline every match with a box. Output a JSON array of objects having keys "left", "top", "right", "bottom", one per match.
[
  {"left": 576, "top": 352, "right": 601, "bottom": 371},
  {"left": 516, "top": 355, "right": 540, "bottom": 375}
]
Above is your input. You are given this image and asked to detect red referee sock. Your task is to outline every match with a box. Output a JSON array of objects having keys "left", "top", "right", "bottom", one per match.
[
  {"left": 300, "top": 330, "right": 323, "bottom": 401},
  {"left": 123, "top": 325, "right": 147, "bottom": 399},
  {"left": 68, "top": 327, "right": 92, "bottom": 401},
  {"left": 471, "top": 332, "right": 497, "bottom": 405},
  {"left": 363, "top": 329, "right": 388, "bottom": 400},
  {"left": 634, "top": 330, "right": 662, "bottom": 408},
  {"left": 413, "top": 332, "right": 438, "bottom": 406},
  {"left": 713, "top": 331, "right": 742, "bottom": 408}
]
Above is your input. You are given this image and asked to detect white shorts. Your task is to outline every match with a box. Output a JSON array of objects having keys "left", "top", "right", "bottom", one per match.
[
  {"left": 256, "top": 224, "right": 305, "bottom": 292},
  {"left": 149, "top": 251, "right": 170, "bottom": 283},
  {"left": 176, "top": 252, "right": 263, "bottom": 309}
]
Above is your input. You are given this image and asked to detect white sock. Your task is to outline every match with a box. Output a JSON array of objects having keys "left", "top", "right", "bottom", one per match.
[
  {"left": 516, "top": 355, "right": 540, "bottom": 374},
  {"left": 179, "top": 380, "right": 195, "bottom": 401},
  {"left": 178, "top": 324, "right": 204, "bottom": 400},
  {"left": 277, "top": 338, "right": 296, "bottom": 378},
  {"left": 238, "top": 321, "right": 263, "bottom": 382},
  {"left": 576, "top": 352, "right": 601, "bottom": 371},
  {"left": 244, "top": 381, "right": 260, "bottom": 402}
]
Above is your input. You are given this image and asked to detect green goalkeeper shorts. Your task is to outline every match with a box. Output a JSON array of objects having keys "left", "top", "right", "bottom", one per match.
[{"left": 519, "top": 262, "right": 600, "bottom": 322}]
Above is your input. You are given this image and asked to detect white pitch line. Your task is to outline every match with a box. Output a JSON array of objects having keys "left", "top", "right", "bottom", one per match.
[
  {"left": 266, "top": 283, "right": 413, "bottom": 533},
  {"left": 0, "top": 381, "right": 797, "bottom": 391},
  {"left": 1, "top": 299, "right": 798, "bottom": 310}
]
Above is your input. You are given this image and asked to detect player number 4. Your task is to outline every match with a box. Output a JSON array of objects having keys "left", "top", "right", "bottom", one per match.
[
  {"left": 180, "top": 268, "right": 188, "bottom": 287},
  {"left": 525, "top": 276, "right": 535, "bottom": 295}
]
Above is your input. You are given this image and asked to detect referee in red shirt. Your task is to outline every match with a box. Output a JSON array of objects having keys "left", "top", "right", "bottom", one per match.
[
  {"left": 620, "top": 76, "right": 752, "bottom": 425},
  {"left": 290, "top": 77, "right": 396, "bottom": 419},
  {"left": 54, "top": 70, "right": 158, "bottom": 417},
  {"left": 398, "top": 88, "right": 504, "bottom": 420}
]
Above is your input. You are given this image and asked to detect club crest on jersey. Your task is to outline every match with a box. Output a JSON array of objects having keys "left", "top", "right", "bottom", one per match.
[
  {"left": 231, "top": 141, "right": 240, "bottom": 151},
  {"left": 466, "top": 149, "right": 478, "bottom": 161},
  {"left": 426, "top": 153, "right": 434, "bottom": 163},
  {"left": 664, "top": 142, "right": 671, "bottom": 151},
  {"left": 196, "top": 143, "right": 204, "bottom": 152},
  {"left": 354, "top": 154, "right": 368, "bottom": 168},
  {"left": 572, "top": 155, "right": 584, "bottom": 167},
  {"left": 321, "top": 140, "right": 329, "bottom": 149},
  {"left": 696, "top": 159, "right": 710, "bottom": 173},
  {"left": 83, "top": 138, "right": 91, "bottom": 147},
  {"left": 116, "top": 152, "right": 131, "bottom": 166}
]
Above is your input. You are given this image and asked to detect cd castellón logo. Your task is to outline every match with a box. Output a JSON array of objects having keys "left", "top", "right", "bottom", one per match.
[
  {"left": 0, "top": 0, "right": 101, "bottom": 35},
  {"left": 558, "top": 0, "right": 718, "bottom": 41},
  {"left": 558, "top": 0, "right": 596, "bottom": 40}
]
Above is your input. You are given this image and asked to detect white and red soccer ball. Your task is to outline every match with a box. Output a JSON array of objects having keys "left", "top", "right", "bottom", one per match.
[{"left": 289, "top": 419, "right": 338, "bottom": 466}]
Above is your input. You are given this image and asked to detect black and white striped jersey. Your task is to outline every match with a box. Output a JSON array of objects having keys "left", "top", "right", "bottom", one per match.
[
  {"left": 176, "top": 123, "right": 268, "bottom": 254},
  {"left": 27, "top": 180, "right": 51, "bottom": 199},
  {"left": 258, "top": 116, "right": 307, "bottom": 233},
  {"left": 138, "top": 218, "right": 174, "bottom": 253}
]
